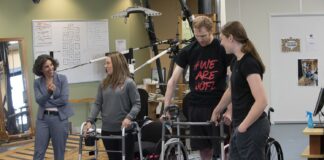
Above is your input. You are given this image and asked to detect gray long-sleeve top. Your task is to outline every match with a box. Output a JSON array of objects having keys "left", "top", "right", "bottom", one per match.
[{"left": 88, "top": 77, "right": 141, "bottom": 132}]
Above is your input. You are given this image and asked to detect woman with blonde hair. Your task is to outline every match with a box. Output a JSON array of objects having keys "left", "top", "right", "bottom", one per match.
[{"left": 84, "top": 52, "right": 141, "bottom": 160}]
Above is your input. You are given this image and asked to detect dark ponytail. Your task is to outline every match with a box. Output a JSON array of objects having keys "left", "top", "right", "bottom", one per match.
[
  {"left": 221, "top": 21, "right": 265, "bottom": 74},
  {"left": 242, "top": 40, "right": 265, "bottom": 74}
]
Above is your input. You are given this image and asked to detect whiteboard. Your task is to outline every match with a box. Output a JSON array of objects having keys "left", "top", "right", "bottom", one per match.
[
  {"left": 270, "top": 14, "right": 324, "bottom": 122},
  {"left": 32, "top": 20, "right": 109, "bottom": 83}
]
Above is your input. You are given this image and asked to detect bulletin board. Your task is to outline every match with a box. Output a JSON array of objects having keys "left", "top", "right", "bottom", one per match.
[
  {"left": 270, "top": 14, "right": 324, "bottom": 123},
  {"left": 32, "top": 19, "right": 109, "bottom": 83}
]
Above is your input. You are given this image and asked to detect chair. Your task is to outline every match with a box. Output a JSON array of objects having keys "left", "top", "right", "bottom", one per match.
[
  {"left": 134, "top": 88, "right": 170, "bottom": 159},
  {"left": 136, "top": 88, "right": 149, "bottom": 122}
]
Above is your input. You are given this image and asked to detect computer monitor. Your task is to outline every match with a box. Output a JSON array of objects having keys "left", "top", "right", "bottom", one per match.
[{"left": 313, "top": 88, "right": 324, "bottom": 116}]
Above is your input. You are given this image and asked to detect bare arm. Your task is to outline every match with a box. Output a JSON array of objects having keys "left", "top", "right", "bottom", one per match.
[
  {"left": 211, "top": 66, "right": 232, "bottom": 123},
  {"left": 223, "top": 103, "right": 232, "bottom": 126},
  {"left": 238, "top": 73, "right": 268, "bottom": 132},
  {"left": 164, "top": 65, "right": 184, "bottom": 108},
  {"left": 211, "top": 87, "right": 232, "bottom": 122}
]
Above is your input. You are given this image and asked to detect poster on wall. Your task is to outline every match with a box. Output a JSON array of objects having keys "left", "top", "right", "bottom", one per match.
[
  {"left": 298, "top": 59, "right": 318, "bottom": 86},
  {"left": 305, "top": 33, "right": 318, "bottom": 52},
  {"left": 281, "top": 37, "right": 300, "bottom": 52}
]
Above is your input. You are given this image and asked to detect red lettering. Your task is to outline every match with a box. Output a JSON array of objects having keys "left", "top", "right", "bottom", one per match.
[
  {"left": 206, "top": 71, "right": 217, "bottom": 80},
  {"left": 209, "top": 59, "right": 216, "bottom": 69},
  {"left": 200, "top": 61, "right": 208, "bottom": 69},
  {"left": 195, "top": 81, "right": 215, "bottom": 91},
  {"left": 195, "top": 70, "right": 218, "bottom": 81},
  {"left": 202, "top": 70, "right": 209, "bottom": 78},
  {"left": 195, "top": 71, "right": 203, "bottom": 80},
  {"left": 194, "top": 62, "right": 199, "bottom": 70},
  {"left": 194, "top": 59, "right": 218, "bottom": 70}
]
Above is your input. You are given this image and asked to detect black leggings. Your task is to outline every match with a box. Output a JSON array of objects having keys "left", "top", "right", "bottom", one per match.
[{"left": 101, "top": 130, "right": 134, "bottom": 160}]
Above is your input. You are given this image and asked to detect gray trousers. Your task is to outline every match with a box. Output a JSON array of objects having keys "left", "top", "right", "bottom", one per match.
[
  {"left": 33, "top": 114, "right": 69, "bottom": 160},
  {"left": 229, "top": 117, "right": 270, "bottom": 160}
]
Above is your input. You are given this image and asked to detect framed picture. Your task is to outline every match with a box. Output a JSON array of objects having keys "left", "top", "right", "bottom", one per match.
[
  {"left": 281, "top": 37, "right": 300, "bottom": 52},
  {"left": 298, "top": 59, "right": 318, "bottom": 86}
]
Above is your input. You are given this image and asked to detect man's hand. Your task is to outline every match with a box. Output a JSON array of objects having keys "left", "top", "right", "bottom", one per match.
[
  {"left": 159, "top": 111, "right": 171, "bottom": 121},
  {"left": 122, "top": 117, "right": 132, "bottom": 129},
  {"left": 210, "top": 107, "right": 222, "bottom": 125}
]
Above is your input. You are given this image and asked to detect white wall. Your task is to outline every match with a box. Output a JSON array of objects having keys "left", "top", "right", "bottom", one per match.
[{"left": 225, "top": 0, "right": 324, "bottom": 121}]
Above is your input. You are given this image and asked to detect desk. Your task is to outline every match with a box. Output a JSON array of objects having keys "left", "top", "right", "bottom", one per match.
[{"left": 301, "top": 127, "right": 324, "bottom": 159}]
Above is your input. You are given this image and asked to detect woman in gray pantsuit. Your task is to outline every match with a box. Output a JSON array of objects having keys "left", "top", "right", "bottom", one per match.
[{"left": 33, "top": 54, "right": 74, "bottom": 160}]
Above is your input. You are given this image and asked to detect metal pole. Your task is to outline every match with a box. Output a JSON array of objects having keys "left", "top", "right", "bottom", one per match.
[
  {"left": 215, "top": 0, "right": 222, "bottom": 39},
  {"left": 122, "top": 127, "right": 125, "bottom": 160},
  {"left": 143, "top": 0, "right": 166, "bottom": 94},
  {"left": 220, "top": 121, "right": 225, "bottom": 160},
  {"left": 176, "top": 117, "right": 181, "bottom": 160},
  {"left": 179, "top": 0, "right": 194, "bottom": 33},
  {"left": 160, "top": 121, "right": 166, "bottom": 160},
  {"left": 78, "top": 122, "right": 87, "bottom": 160},
  {"left": 198, "top": 0, "right": 212, "bottom": 14}
]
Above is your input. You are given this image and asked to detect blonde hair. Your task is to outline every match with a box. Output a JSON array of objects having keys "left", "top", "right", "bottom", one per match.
[
  {"left": 193, "top": 15, "right": 213, "bottom": 32},
  {"left": 102, "top": 52, "right": 131, "bottom": 89}
]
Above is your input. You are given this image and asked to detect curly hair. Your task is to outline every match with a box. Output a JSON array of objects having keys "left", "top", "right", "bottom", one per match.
[{"left": 33, "top": 54, "right": 59, "bottom": 77}]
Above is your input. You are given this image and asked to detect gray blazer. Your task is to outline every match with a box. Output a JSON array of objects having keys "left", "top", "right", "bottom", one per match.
[{"left": 34, "top": 73, "right": 74, "bottom": 120}]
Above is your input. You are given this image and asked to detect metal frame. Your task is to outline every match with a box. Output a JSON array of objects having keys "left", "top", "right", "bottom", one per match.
[
  {"left": 160, "top": 113, "right": 226, "bottom": 160},
  {"left": 78, "top": 122, "right": 143, "bottom": 160}
]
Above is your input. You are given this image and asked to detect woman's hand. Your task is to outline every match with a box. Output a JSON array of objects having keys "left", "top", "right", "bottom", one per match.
[
  {"left": 47, "top": 83, "right": 56, "bottom": 94},
  {"left": 223, "top": 109, "right": 232, "bottom": 126},
  {"left": 223, "top": 104, "right": 232, "bottom": 126},
  {"left": 122, "top": 117, "right": 132, "bottom": 129},
  {"left": 83, "top": 122, "right": 92, "bottom": 136},
  {"left": 238, "top": 124, "right": 247, "bottom": 133}
]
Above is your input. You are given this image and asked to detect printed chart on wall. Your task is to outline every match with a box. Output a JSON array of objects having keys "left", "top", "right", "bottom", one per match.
[
  {"left": 32, "top": 20, "right": 109, "bottom": 83},
  {"left": 270, "top": 14, "right": 324, "bottom": 122}
]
